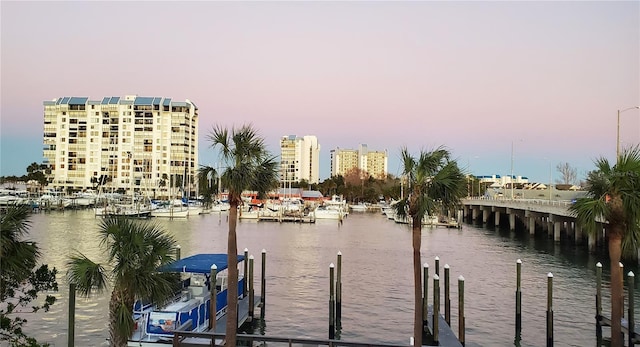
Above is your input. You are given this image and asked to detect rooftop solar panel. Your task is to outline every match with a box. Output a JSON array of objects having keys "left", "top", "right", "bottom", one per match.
[
  {"left": 68, "top": 97, "right": 88, "bottom": 105},
  {"left": 133, "top": 97, "right": 154, "bottom": 105}
]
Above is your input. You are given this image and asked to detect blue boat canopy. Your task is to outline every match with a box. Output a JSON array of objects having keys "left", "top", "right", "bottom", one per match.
[{"left": 157, "top": 254, "right": 244, "bottom": 274}]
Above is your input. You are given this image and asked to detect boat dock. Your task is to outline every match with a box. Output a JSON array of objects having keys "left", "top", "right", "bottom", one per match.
[
  {"left": 424, "top": 305, "right": 463, "bottom": 347},
  {"left": 597, "top": 315, "right": 640, "bottom": 345},
  {"left": 172, "top": 295, "right": 262, "bottom": 347}
]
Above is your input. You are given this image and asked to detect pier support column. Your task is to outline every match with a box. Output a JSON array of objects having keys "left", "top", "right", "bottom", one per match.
[
  {"left": 482, "top": 208, "right": 490, "bottom": 224},
  {"left": 509, "top": 213, "right": 516, "bottom": 231},
  {"left": 575, "top": 224, "right": 583, "bottom": 245},
  {"left": 472, "top": 207, "right": 479, "bottom": 221},
  {"left": 589, "top": 232, "right": 597, "bottom": 253},
  {"left": 553, "top": 221, "right": 561, "bottom": 242},
  {"left": 494, "top": 211, "right": 501, "bottom": 226},
  {"left": 528, "top": 217, "right": 536, "bottom": 235}
]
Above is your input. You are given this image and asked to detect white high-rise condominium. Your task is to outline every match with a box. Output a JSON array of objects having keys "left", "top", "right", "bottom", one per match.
[
  {"left": 330, "top": 144, "right": 388, "bottom": 179},
  {"left": 42, "top": 95, "right": 199, "bottom": 198},
  {"left": 279, "top": 135, "right": 320, "bottom": 185}
]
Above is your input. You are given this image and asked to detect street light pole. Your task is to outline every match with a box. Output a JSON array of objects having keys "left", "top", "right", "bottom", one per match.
[{"left": 616, "top": 106, "right": 640, "bottom": 160}]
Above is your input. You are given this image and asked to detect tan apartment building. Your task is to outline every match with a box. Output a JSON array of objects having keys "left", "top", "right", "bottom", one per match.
[
  {"left": 42, "top": 95, "right": 198, "bottom": 198},
  {"left": 279, "top": 135, "right": 321, "bottom": 185},
  {"left": 330, "top": 144, "right": 388, "bottom": 179}
]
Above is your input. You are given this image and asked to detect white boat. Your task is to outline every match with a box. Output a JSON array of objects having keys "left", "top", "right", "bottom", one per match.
[
  {"left": 313, "top": 205, "right": 347, "bottom": 220},
  {"left": 151, "top": 206, "right": 190, "bottom": 219},
  {"left": 394, "top": 214, "right": 439, "bottom": 226},
  {"left": 95, "top": 202, "right": 154, "bottom": 218},
  {"left": 128, "top": 253, "right": 257, "bottom": 346},
  {"left": 210, "top": 201, "right": 230, "bottom": 213},
  {"left": 349, "top": 203, "right": 368, "bottom": 212}
]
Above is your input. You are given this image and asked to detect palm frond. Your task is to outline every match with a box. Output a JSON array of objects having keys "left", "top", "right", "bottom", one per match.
[{"left": 66, "top": 253, "right": 108, "bottom": 297}]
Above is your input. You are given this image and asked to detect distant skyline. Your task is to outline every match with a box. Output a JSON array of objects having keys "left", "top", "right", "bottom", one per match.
[{"left": 1, "top": 1, "right": 638, "bottom": 183}]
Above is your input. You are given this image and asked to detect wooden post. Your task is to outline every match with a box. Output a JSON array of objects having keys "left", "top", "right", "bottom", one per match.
[
  {"left": 628, "top": 271, "right": 635, "bottom": 347},
  {"left": 458, "top": 275, "right": 465, "bottom": 346},
  {"left": 444, "top": 264, "right": 451, "bottom": 325},
  {"left": 209, "top": 264, "right": 217, "bottom": 331},
  {"left": 546, "top": 273, "right": 553, "bottom": 347},
  {"left": 329, "top": 263, "right": 335, "bottom": 339},
  {"left": 175, "top": 244, "right": 181, "bottom": 260},
  {"left": 243, "top": 248, "right": 249, "bottom": 296},
  {"left": 248, "top": 255, "right": 255, "bottom": 320},
  {"left": 336, "top": 251, "right": 342, "bottom": 328},
  {"left": 261, "top": 249, "right": 266, "bottom": 319},
  {"left": 423, "top": 263, "right": 429, "bottom": 329},
  {"left": 596, "top": 262, "right": 602, "bottom": 346},
  {"left": 433, "top": 273, "right": 440, "bottom": 344},
  {"left": 619, "top": 262, "right": 624, "bottom": 320},
  {"left": 435, "top": 256, "right": 440, "bottom": 277},
  {"left": 516, "top": 259, "right": 522, "bottom": 335},
  {"left": 68, "top": 283, "right": 76, "bottom": 347}
]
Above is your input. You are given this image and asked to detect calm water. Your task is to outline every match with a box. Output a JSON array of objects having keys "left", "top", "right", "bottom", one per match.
[{"left": 16, "top": 209, "right": 640, "bottom": 347}]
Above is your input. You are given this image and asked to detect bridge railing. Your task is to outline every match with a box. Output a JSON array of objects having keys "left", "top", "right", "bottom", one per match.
[{"left": 463, "top": 197, "right": 574, "bottom": 208}]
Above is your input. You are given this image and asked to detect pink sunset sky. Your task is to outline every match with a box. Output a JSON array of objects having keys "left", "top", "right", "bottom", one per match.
[{"left": 1, "top": 1, "right": 638, "bottom": 183}]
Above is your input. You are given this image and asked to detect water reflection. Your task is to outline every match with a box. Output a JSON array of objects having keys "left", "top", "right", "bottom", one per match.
[{"left": 17, "top": 210, "right": 640, "bottom": 347}]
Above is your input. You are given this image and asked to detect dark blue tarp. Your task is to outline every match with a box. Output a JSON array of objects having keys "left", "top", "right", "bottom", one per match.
[{"left": 157, "top": 254, "right": 244, "bottom": 274}]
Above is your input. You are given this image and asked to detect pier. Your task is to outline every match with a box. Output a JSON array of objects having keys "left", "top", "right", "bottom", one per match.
[{"left": 461, "top": 197, "right": 604, "bottom": 252}]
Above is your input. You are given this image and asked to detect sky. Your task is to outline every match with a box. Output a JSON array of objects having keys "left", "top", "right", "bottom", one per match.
[{"left": 1, "top": 1, "right": 638, "bottom": 183}]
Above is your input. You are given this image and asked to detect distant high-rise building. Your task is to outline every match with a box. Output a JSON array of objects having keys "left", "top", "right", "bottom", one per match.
[
  {"left": 279, "top": 135, "right": 320, "bottom": 185},
  {"left": 330, "top": 144, "right": 388, "bottom": 179},
  {"left": 42, "top": 95, "right": 198, "bottom": 197}
]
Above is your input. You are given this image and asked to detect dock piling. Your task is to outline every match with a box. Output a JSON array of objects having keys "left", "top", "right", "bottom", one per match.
[
  {"left": 458, "top": 275, "right": 465, "bottom": 346},
  {"left": 248, "top": 255, "right": 255, "bottom": 320},
  {"left": 435, "top": 256, "right": 440, "bottom": 277},
  {"left": 620, "top": 262, "right": 625, "bottom": 319},
  {"left": 243, "top": 248, "right": 249, "bottom": 296},
  {"left": 175, "top": 245, "right": 181, "bottom": 260},
  {"left": 628, "top": 271, "right": 635, "bottom": 347},
  {"left": 336, "top": 251, "right": 342, "bottom": 328},
  {"left": 261, "top": 249, "right": 266, "bottom": 318},
  {"left": 423, "top": 263, "right": 429, "bottom": 332},
  {"left": 329, "top": 263, "right": 335, "bottom": 340},
  {"left": 68, "top": 283, "right": 76, "bottom": 347},
  {"left": 444, "top": 264, "right": 451, "bottom": 325},
  {"left": 596, "top": 262, "right": 602, "bottom": 346},
  {"left": 209, "top": 264, "right": 217, "bottom": 331},
  {"left": 433, "top": 273, "right": 440, "bottom": 345},
  {"left": 546, "top": 272, "right": 553, "bottom": 347},
  {"left": 516, "top": 259, "right": 522, "bottom": 335}
]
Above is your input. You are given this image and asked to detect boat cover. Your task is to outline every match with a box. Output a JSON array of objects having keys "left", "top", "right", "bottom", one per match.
[{"left": 157, "top": 254, "right": 244, "bottom": 274}]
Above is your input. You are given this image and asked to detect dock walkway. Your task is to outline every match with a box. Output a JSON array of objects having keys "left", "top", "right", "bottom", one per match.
[
  {"left": 598, "top": 314, "right": 640, "bottom": 345},
  {"left": 424, "top": 305, "right": 463, "bottom": 347}
]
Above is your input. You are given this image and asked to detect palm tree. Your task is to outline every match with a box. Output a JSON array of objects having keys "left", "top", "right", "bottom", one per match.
[
  {"left": 1, "top": 205, "right": 58, "bottom": 347},
  {"left": 206, "top": 124, "right": 279, "bottom": 346},
  {"left": 66, "top": 217, "right": 179, "bottom": 347},
  {"left": 1, "top": 205, "right": 39, "bottom": 299},
  {"left": 393, "top": 147, "right": 466, "bottom": 346},
  {"left": 569, "top": 146, "right": 640, "bottom": 347}
]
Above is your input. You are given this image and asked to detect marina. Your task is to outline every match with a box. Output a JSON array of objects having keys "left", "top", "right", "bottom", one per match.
[
  {"left": 13, "top": 209, "right": 640, "bottom": 347},
  {"left": 127, "top": 253, "right": 261, "bottom": 347}
]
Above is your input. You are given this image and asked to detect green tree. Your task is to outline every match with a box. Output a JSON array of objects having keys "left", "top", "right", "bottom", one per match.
[
  {"left": 1, "top": 205, "right": 58, "bottom": 347},
  {"left": 66, "top": 217, "right": 179, "bottom": 347},
  {"left": 206, "top": 124, "right": 279, "bottom": 346},
  {"left": 569, "top": 147, "right": 640, "bottom": 347},
  {"left": 393, "top": 147, "right": 466, "bottom": 346}
]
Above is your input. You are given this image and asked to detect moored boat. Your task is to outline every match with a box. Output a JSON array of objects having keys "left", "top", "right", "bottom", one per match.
[{"left": 128, "top": 253, "right": 257, "bottom": 346}]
